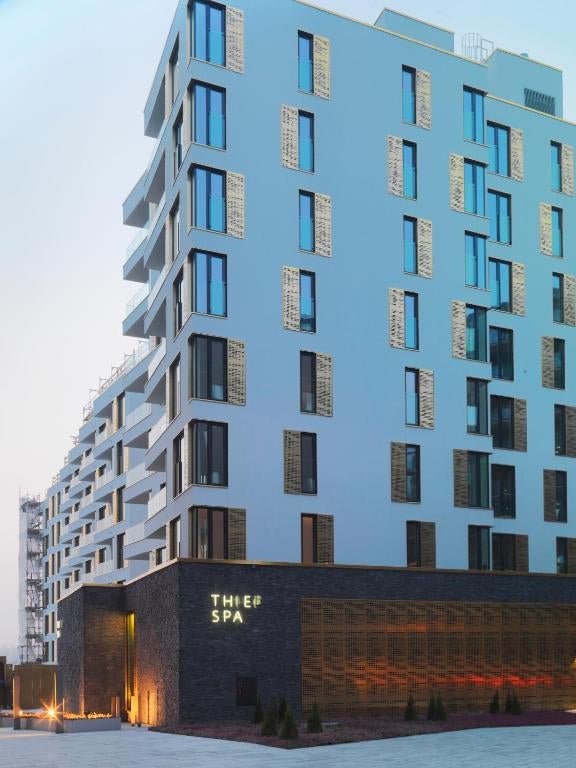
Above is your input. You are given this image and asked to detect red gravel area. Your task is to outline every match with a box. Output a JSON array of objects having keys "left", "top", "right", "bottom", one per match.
[{"left": 153, "top": 710, "right": 576, "bottom": 749}]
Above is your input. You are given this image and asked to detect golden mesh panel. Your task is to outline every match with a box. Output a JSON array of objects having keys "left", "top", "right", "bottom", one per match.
[
  {"left": 313, "top": 35, "right": 331, "bottom": 99},
  {"left": 316, "top": 514, "right": 334, "bottom": 564},
  {"left": 315, "top": 353, "right": 333, "bottom": 417},
  {"left": 284, "top": 430, "right": 302, "bottom": 494},
  {"left": 282, "top": 267, "right": 300, "bottom": 331},
  {"left": 225, "top": 6, "right": 244, "bottom": 74},
  {"left": 226, "top": 172, "right": 245, "bottom": 239},
  {"left": 540, "top": 203, "right": 553, "bottom": 255},
  {"left": 449, "top": 154, "right": 464, "bottom": 211},
  {"left": 227, "top": 339, "right": 246, "bottom": 406},
  {"left": 387, "top": 136, "right": 403, "bottom": 197},
  {"left": 513, "top": 398, "right": 527, "bottom": 452},
  {"left": 568, "top": 539, "right": 576, "bottom": 574},
  {"left": 314, "top": 194, "right": 332, "bottom": 257},
  {"left": 419, "top": 369, "right": 434, "bottom": 429},
  {"left": 562, "top": 144, "right": 574, "bottom": 195},
  {"left": 566, "top": 406, "right": 576, "bottom": 458},
  {"left": 451, "top": 301, "right": 466, "bottom": 359},
  {"left": 543, "top": 470, "right": 557, "bottom": 522},
  {"left": 388, "top": 288, "right": 405, "bottom": 348},
  {"left": 281, "top": 105, "right": 299, "bottom": 170},
  {"left": 227, "top": 508, "right": 246, "bottom": 560},
  {"left": 301, "top": 599, "right": 576, "bottom": 717},
  {"left": 564, "top": 275, "right": 576, "bottom": 326},
  {"left": 415, "top": 70, "right": 431, "bottom": 130},
  {"left": 510, "top": 128, "right": 524, "bottom": 182},
  {"left": 541, "top": 337, "right": 555, "bottom": 388},
  {"left": 416, "top": 218, "right": 433, "bottom": 278},
  {"left": 512, "top": 262, "right": 525, "bottom": 316}
]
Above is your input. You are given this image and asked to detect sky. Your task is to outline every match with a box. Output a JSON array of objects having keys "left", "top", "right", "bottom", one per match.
[{"left": 1, "top": 0, "right": 576, "bottom": 659}]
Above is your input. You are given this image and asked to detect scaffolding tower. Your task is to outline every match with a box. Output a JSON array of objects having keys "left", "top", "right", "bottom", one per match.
[{"left": 18, "top": 495, "right": 44, "bottom": 664}]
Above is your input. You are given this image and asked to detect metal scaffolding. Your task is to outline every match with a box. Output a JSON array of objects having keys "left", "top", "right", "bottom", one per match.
[{"left": 18, "top": 495, "right": 44, "bottom": 664}]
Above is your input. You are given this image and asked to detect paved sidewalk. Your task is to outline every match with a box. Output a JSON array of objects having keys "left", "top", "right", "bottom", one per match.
[{"left": 0, "top": 724, "right": 573, "bottom": 767}]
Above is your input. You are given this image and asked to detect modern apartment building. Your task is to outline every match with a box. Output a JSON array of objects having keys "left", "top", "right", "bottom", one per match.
[{"left": 44, "top": 0, "right": 576, "bottom": 722}]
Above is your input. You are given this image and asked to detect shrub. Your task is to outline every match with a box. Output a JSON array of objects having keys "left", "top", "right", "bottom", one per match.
[
  {"left": 260, "top": 704, "right": 278, "bottom": 737},
  {"left": 511, "top": 691, "right": 522, "bottom": 715},
  {"left": 489, "top": 691, "right": 500, "bottom": 715},
  {"left": 307, "top": 702, "right": 323, "bottom": 733},
  {"left": 253, "top": 698, "right": 264, "bottom": 724},
  {"left": 278, "top": 697, "right": 287, "bottom": 723},
  {"left": 279, "top": 705, "right": 299, "bottom": 740},
  {"left": 435, "top": 696, "right": 447, "bottom": 721},
  {"left": 504, "top": 691, "right": 514, "bottom": 714},
  {"left": 427, "top": 695, "right": 437, "bottom": 721},
  {"left": 404, "top": 694, "right": 417, "bottom": 721}
]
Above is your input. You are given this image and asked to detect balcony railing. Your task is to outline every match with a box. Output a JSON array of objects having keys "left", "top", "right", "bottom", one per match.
[
  {"left": 80, "top": 492, "right": 93, "bottom": 507},
  {"left": 126, "top": 463, "right": 152, "bottom": 489},
  {"left": 148, "top": 487, "right": 167, "bottom": 519},
  {"left": 148, "top": 263, "right": 169, "bottom": 309},
  {"left": 149, "top": 192, "right": 166, "bottom": 233},
  {"left": 95, "top": 559, "right": 115, "bottom": 577},
  {"left": 96, "top": 514, "right": 116, "bottom": 534},
  {"left": 125, "top": 521, "right": 146, "bottom": 547},
  {"left": 148, "top": 414, "right": 168, "bottom": 448},
  {"left": 95, "top": 423, "right": 112, "bottom": 447},
  {"left": 148, "top": 340, "right": 166, "bottom": 379},
  {"left": 125, "top": 283, "right": 149, "bottom": 316},
  {"left": 124, "top": 225, "right": 149, "bottom": 264},
  {"left": 125, "top": 402, "right": 152, "bottom": 431},
  {"left": 95, "top": 469, "right": 113, "bottom": 490}
]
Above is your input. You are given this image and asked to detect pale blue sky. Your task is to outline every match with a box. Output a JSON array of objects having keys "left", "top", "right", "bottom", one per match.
[{"left": 0, "top": 0, "right": 574, "bottom": 656}]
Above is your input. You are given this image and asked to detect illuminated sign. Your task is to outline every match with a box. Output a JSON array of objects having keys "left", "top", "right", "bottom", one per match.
[{"left": 210, "top": 594, "right": 262, "bottom": 624}]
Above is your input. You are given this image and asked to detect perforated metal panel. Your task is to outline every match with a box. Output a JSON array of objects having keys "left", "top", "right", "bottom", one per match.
[
  {"left": 419, "top": 369, "right": 434, "bottom": 429},
  {"left": 388, "top": 288, "right": 405, "bottom": 348},
  {"left": 512, "top": 262, "right": 525, "bottom": 316},
  {"left": 510, "top": 128, "right": 524, "bottom": 182},
  {"left": 390, "top": 443, "right": 407, "bottom": 503},
  {"left": 568, "top": 540, "right": 576, "bottom": 573},
  {"left": 228, "top": 508, "right": 246, "bottom": 560},
  {"left": 227, "top": 339, "right": 246, "bottom": 406},
  {"left": 281, "top": 105, "right": 299, "bottom": 169},
  {"left": 282, "top": 267, "right": 300, "bottom": 331},
  {"left": 284, "top": 430, "right": 302, "bottom": 494},
  {"left": 543, "top": 470, "right": 557, "bottom": 522},
  {"left": 316, "top": 514, "right": 334, "bottom": 564},
  {"left": 420, "top": 523, "right": 436, "bottom": 567},
  {"left": 314, "top": 194, "right": 332, "bottom": 257},
  {"left": 417, "top": 218, "right": 433, "bottom": 278},
  {"left": 541, "top": 337, "right": 555, "bottom": 388},
  {"left": 225, "top": 6, "right": 244, "bottom": 73},
  {"left": 226, "top": 172, "right": 245, "bottom": 238},
  {"left": 540, "top": 203, "right": 553, "bottom": 255},
  {"left": 453, "top": 449, "right": 468, "bottom": 507},
  {"left": 415, "top": 69, "right": 431, "bottom": 129},
  {"left": 513, "top": 398, "right": 527, "bottom": 452},
  {"left": 516, "top": 535, "right": 529, "bottom": 572},
  {"left": 564, "top": 275, "right": 576, "bottom": 326},
  {"left": 566, "top": 406, "right": 576, "bottom": 458},
  {"left": 387, "top": 136, "right": 403, "bottom": 196},
  {"left": 316, "top": 353, "right": 333, "bottom": 417},
  {"left": 562, "top": 144, "right": 574, "bottom": 195},
  {"left": 449, "top": 154, "right": 464, "bottom": 211},
  {"left": 451, "top": 301, "right": 466, "bottom": 359},
  {"left": 301, "top": 599, "right": 576, "bottom": 716},
  {"left": 313, "top": 35, "right": 330, "bottom": 99}
]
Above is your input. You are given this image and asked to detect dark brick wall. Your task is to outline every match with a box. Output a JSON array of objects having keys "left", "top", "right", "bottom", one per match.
[{"left": 57, "top": 588, "right": 84, "bottom": 714}]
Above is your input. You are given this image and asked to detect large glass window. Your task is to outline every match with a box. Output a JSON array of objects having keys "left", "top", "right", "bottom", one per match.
[
  {"left": 191, "top": 335, "right": 227, "bottom": 401},
  {"left": 169, "top": 517, "right": 181, "bottom": 560},
  {"left": 552, "top": 207, "right": 563, "bottom": 257},
  {"left": 492, "top": 464, "right": 516, "bottom": 518},
  {"left": 299, "top": 191, "right": 314, "bottom": 251},
  {"left": 406, "top": 521, "right": 422, "bottom": 567},
  {"left": 554, "top": 471, "right": 568, "bottom": 522},
  {"left": 467, "top": 378, "right": 488, "bottom": 435},
  {"left": 298, "top": 111, "right": 314, "bottom": 172},
  {"left": 468, "top": 452, "right": 489, "bottom": 508},
  {"left": 301, "top": 432, "right": 317, "bottom": 494},
  {"left": 170, "top": 203, "right": 180, "bottom": 262},
  {"left": 466, "top": 305, "right": 487, "bottom": 361},
  {"left": 116, "top": 533, "right": 125, "bottom": 570},
  {"left": 463, "top": 87, "right": 484, "bottom": 143},
  {"left": 406, "top": 445, "right": 420, "bottom": 502},
  {"left": 191, "top": 506, "right": 228, "bottom": 559},
  {"left": 403, "top": 141, "right": 417, "bottom": 198},
  {"left": 555, "top": 404, "right": 567, "bottom": 456},
  {"left": 403, "top": 216, "right": 417, "bottom": 274},
  {"left": 300, "top": 271, "right": 316, "bottom": 332},
  {"left": 192, "top": 251, "right": 227, "bottom": 316},
  {"left": 490, "top": 258, "right": 512, "bottom": 311},
  {"left": 402, "top": 66, "right": 416, "bottom": 123},
  {"left": 488, "top": 190, "right": 511, "bottom": 243},
  {"left": 464, "top": 160, "right": 485, "bottom": 215},
  {"left": 553, "top": 273, "right": 564, "bottom": 323},
  {"left": 487, "top": 123, "right": 510, "bottom": 176},
  {"left": 193, "top": 81, "right": 226, "bottom": 148},
  {"left": 557, "top": 537, "right": 568, "bottom": 574},
  {"left": 490, "top": 326, "right": 514, "bottom": 380},
  {"left": 192, "top": 421, "right": 228, "bottom": 486},
  {"left": 300, "top": 352, "right": 316, "bottom": 413},
  {"left": 465, "top": 232, "right": 487, "bottom": 289},
  {"left": 174, "top": 269, "right": 184, "bottom": 336},
  {"left": 491, "top": 395, "right": 514, "bottom": 449},
  {"left": 173, "top": 432, "right": 184, "bottom": 497},
  {"left": 193, "top": 166, "right": 225, "bottom": 232},
  {"left": 193, "top": 0, "right": 225, "bottom": 66},
  {"left": 404, "top": 292, "right": 419, "bottom": 350},
  {"left": 169, "top": 357, "right": 181, "bottom": 421},
  {"left": 174, "top": 111, "right": 183, "bottom": 175},
  {"left": 468, "top": 525, "right": 490, "bottom": 570},
  {"left": 298, "top": 31, "right": 313, "bottom": 92},
  {"left": 554, "top": 338, "right": 566, "bottom": 389},
  {"left": 405, "top": 368, "right": 420, "bottom": 427},
  {"left": 551, "top": 141, "right": 562, "bottom": 192}
]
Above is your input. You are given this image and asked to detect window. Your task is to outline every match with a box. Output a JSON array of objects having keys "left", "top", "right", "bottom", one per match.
[
  {"left": 300, "top": 270, "right": 316, "bottom": 332},
  {"left": 116, "top": 533, "right": 125, "bottom": 570},
  {"left": 298, "top": 31, "right": 313, "bottom": 92},
  {"left": 557, "top": 537, "right": 568, "bottom": 574},
  {"left": 299, "top": 111, "right": 314, "bottom": 172},
  {"left": 491, "top": 395, "right": 514, "bottom": 449},
  {"left": 117, "top": 393, "right": 125, "bottom": 429},
  {"left": 488, "top": 190, "right": 511, "bottom": 244},
  {"left": 492, "top": 533, "right": 516, "bottom": 571},
  {"left": 406, "top": 521, "right": 422, "bottom": 567},
  {"left": 169, "top": 44, "right": 179, "bottom": 104},
  {"left": 97, "top": 548, "right": 105, "bottom": 564},
  {"left": 299, "top": 191, "right": 314, "bottom": 251},
  {"left": 169, "top": 516, "right": 181, "bottom": 559},
  {"left": 170, "top": 203, "right": 180, "bottom": 262},
  {"left": 552, "top": 207, "right": 563, "bottom": 257},
  {"left": 551, "top": 141, "right": 562, "bottom": 191},
  {"left": 169, "top": 357, "right": 181, "bottom": 421},
  {"left": 402, "top": 141, "right": 417, "bottom": 198},
  {"left": 464, "top": 160, "right": 485, "bottom": 215},
  {"left": 115, "top": 486, "right": 124, "bottom": 523},
  {"left": 190, "top": 334, "right": 227, "bottom": 401},
  {"left": 490, "top": 258, "right": 511, "bottom": 311},
  {"left": 115, "top": 440, "right": 124, "bottom": 476},
  {"left": 403, "top": 217, "right": 417, "bottom": 274},
  {"left": 193, "top": 81, "right": 226, "bottom": 148},
  {"left": 173, "top": 111, "right": 183, "bottom": 175},
  {"left": 191, "top": 506, "right": 228, "bottom": 558},
  {"left": 553, "top": 273, "right": 564, "bottom": 322},
  {"left": 301, "top": 514, "right": 319, "bottom": 563},
  {"left": 193, "top": 0, "right": 225, "bottom": 66},
  {"left": 300, "top": 352, "right": 316, "bottom": 413},
  {"left": 405, "top": 368, "right": 420, "bottom": 426},
  {"left": 468, "top": 525, "right": 490, "bottom": 570},
  {"left": 173, "top": 432, "right": 184, "bottom": 497},
  {"left": 174, "top": 270, "right": 184, "bottom": 336},
  {"left": 555, "top": 404, "right": 567, "bottom": 456},
  {"left": 404, "top": 292, "right": 419, "bottom": 350},
  {"left": 402, "top": 66, "right": 416, "bottom": 123},
  {"left": 468, "top": 452, "right": 489, "bottom": 508},
  {"left": 463, "top": 87, "right": 484, "bottom": 143},
  {"left": 490, "top": 326, "right": 514, "bottom": 380},
  {"left": 301, "top": 432, "right": 317, "bottom": 494},
  {"left": 465, "top": 232, "right": 487, "bottom": 289},
  {"left": 467, "top": 378, "right": 488, "bottom": 435},
  {"left": 192, "top": 420, "right": 228, "bottom": 486},
  {"left": 492, "top": 464, "right": 516, "bottom": 518},
  {"left": 487, "top": 123, "right": 510, "bottom": 176},
  {"left": 192, "top": 166, "right": 225, "bottom": 232},
  {"left": 192, "top": 250, "right": 227, "bottom": 316},
  {"left": 466, "top": 305, "right": 487, "bottom": 361},
  {"left": 554, "top": 338, "right": 566, "bottom": 389},
  {"left": 554, "top": 471, "right": 568, "bottom": 522},
  {"left": 406, "top": 445, "right": 421, "bottom": 502}
]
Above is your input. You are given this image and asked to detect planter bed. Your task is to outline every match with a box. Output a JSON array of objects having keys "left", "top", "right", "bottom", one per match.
[
  {"left": 154, "top": 710, "right": 576, "bottom": 749},
  {"left": 16, "top": 716, "right": 121, "bottom": 733},
  {"left": 0, "top": 716, "right": 14, "bottom": 729}
]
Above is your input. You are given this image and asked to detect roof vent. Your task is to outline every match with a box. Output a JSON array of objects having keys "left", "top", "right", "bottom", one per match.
[
  {"left": 461, "top": 32, "right": 494, "bottom": 62},
  {"left": 524, "top": 88, "right": 555, "bottom": 115}
]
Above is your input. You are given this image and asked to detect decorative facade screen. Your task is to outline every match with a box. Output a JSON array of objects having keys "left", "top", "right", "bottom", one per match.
[{"left": 301, "top": 599, "right": 576, "bottom": 716}]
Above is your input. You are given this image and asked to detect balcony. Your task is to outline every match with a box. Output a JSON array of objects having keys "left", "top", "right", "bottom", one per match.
[
  {"left": 123, "top": 283, "right": 149, "bottom": 338},
  {"left": 147, "top": 487, "right": 167, "bottom": 519},
  {"left": 148, "top": 414, "right": 168, "bottom": 448},
  {"left": 148, "top": 263, "right": 169, "bottom": 310},
  {"left": 148, "top": 340, "right": 166, "bottom": 380},
  {"left": 95, "top": 559, "right": 115, "bottom": 578},
  {"left": 95, "top": 469, "right": 113, "bottom": 490},
  {"left": 125, "top": 402, "right": 152, "bottom": 431},
  {"left": 95, "top": 423, "right": 112, "bottom": 447}
]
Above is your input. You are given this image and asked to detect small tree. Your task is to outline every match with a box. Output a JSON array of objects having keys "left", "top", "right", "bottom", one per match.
[
  {"left": 279, "top": 705, "right": 299, "bottom": 740},
  {"left": 278, "top": 697, "right": 287, "bottom": 723},
  {"left": 510, "top": 690, "right": 522, "bottom": 715},
  {"left": 435, "top": 696, "right": 447, "bottom": 721},
  {"left": 489, "top": 691, "right": 500, "bottom": 715},
  {"left": 427, "top": 695, "right": 437, "bottom": 721},
  {"left": 307, "top": 702, "right": 323, "bottom": 734},
  {"left": 253, "top": 698, "right": 264, "bottom": 724},
  {"left": 404, "top": 694, "right": 417, "bottom": 721},
  {"left": 260, "top": 704, "right": 278, "bottom": 737},
  {"left": 504, "top": 691, "right": 514, "bottom": 714}
]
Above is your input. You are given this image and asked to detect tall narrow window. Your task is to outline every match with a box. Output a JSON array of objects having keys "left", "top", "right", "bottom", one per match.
[
  {"left": 298, "top": 111, "right": 314, "bottom": 172},
  {"left": 467, "top": 378, "right": 488, "bottom": 435},
  {"left": 192, "top": 250, "right": 227, "bottom": 316},
  {"left": 192, "top": 420, "right": 228, "bottom": 486},
  {"left": 466, "top": 305, "right": 487, "bottom": 361},
  {"left": 551, "top": 141, "right": 562, "bottom": 191},
  {"left": 116, "top": 533, "right": 125, "bottom": 570},
  {"left": 191, "top": 335, "right": 227, "bottom": 401},
  {"left": 465, "top": 232, "right": 487, "bottom": 289},
  {"left": 554, "top": 338, "right": 566, "bottom": 389},
  {"left": 300, "top": 270, "right": 316, "bottom": 332},
  {"left": 491, "top": 395, "right": 514, "bottom": 449},
  {"left": 405, "top": 368, "right": 420, "bottom": 426},
  {"left": 193, "top": 166, "right": 225, "bottom": 232},
  {"left": 463, "top": 87, "right": 484, "bottom": 143},
  {"left": 464, "top": 160, "right": 485, "bottom": 215},
  {"left": 299, "top": 191, "right": 314, "bottom": 251},
  {"left": 492, "top": 533, "right": 517, "bottom": 571},
  {"left": 406, "top": 521, "right": 422, "bottom": 566},
  {"left": 170, "top": 204, "right": 180, "bottom": 262},
  {"left": 406, "top": 445, "right": 420, "bottom": 502},
  {"left": 191, "top": 507, "right": 228, "bottom": 559},
  {"left": 300, "top": 352, "right": 316, "bottom": 413},
  {"left": 490, "top": 258, "right": 512, "bottom": 311},
  {"left": 169, "top": 516, "right": 181, "bottom": 559},
  {"left": 403, "top": 141, "right": 417, "bottom": 198},
  {"left": 298, "top": 31, "right": 313, "bottom": 92},
  {"left": 173, "top": 269, "right": 184, "bottom": 336},
  {"left": 301, "top": 514, "right": 318, "bottom": 563},
  {"left": 488, "top": 190, "right": 511, "bottom": 244},
  {"left": 301, "top": 432, "right": 317, "bottom": 494},
  {"left": 552, "top": 207, "right": 563, "bottom": 257},
  {"left": 193, "top": 82, "right": 226, "bottom": 149},
  {"left": 554, "top": 471, "right": 568, "bottom": 522},
  {"left": 115, "top": 440, "right": 124, "bottom": 476},
  {"left": 404, "top": 292, "right": 419, "bottom": 350},
  {"left": 468, "top": 452, "right": 489, "bottom": 508},
  {"left": 555, "top": 404, "right": 567, "bottom": 456},
  {"left": 403, "top": 216, "right": 417, "bottom": 274},
  {"left": 173, "top": 432, "right": 184, "bottom": 497},
  {"left": 487, "top": 123, "right": 510, "bottom": 176},
  {"left": 174, "top": 111, "right": 183, "bottom": 175},
  {"left": 402, "top": 66, "right": 416, "bottom": 123},
  {"left": 553, "top": 273, "right": 564, "bottom": 323},
  {"left": 468, "top": 525, "right": 490, "bottom": 570},
  {"left": 169, "top": 357, "right": 181, "bottom": 421},
  {"left": 490, "top": 326, "right": 514, "bottom": 380},
  {"left": 169, "top": 44, "right": 179, "bottom": 104},
  {"left": 492, "top": 464, "right": 516, "bottom": 518},
  {"left": 193, "top": 0, "right": 225, "bottom": 66}
]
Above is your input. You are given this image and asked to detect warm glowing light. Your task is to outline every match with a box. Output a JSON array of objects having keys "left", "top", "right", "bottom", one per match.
[{"left": 47, "top": 708, "right": 56, "bottom": 719}]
